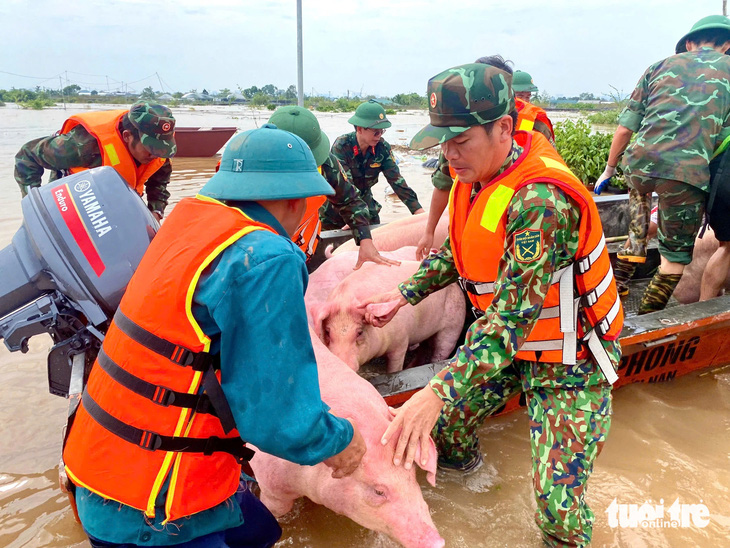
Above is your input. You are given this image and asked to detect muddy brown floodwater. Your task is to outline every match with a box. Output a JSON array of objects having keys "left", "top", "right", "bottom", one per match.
[{"left": 0, "top": 104, "right": 729, "bottom": 548}]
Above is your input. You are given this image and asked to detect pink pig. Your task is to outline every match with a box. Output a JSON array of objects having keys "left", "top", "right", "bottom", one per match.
[
  {"left": 331, "top": 212, "right": 449, "bottom": 257},
  {"left": 305, "top": 246, "right": 418, "bottom": 325},
  {"left": 313, "top": 260, "right": 465, "bottom": 372},
  {"left": 249, "top": 333, "right": 445, "bottom": 548}
]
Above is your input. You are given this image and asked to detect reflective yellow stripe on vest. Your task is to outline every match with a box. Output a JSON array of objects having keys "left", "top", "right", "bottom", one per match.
[{"left": 518, "top": 119, "right": 535, "bottom": 131}]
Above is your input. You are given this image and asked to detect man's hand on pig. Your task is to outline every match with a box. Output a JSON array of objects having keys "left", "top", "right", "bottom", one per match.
[
  {"left": 354, "top": 239, "right": 401, "bottom": 270},
  {"left": 381, "top": 387, "right": 444, "bottom": 470},
  {"left": 361, "top": 289, "right": 407, "bottom": 327},
  {"left": 324, "top": 419, "right": 367, "bottom": 478}
]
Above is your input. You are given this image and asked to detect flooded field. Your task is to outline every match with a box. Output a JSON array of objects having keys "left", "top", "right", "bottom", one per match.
[{"left": 0, "top": 104, "right": 728, "bottom": 548}]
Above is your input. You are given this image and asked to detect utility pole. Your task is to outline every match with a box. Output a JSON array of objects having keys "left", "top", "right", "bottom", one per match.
[
  {"left": 724, "top": 0, "right": 727, "bottom": 16},
  {"left": 59, "top": 75, "right": 66, "bottom": 110},
  {"left": 296, "top": 0, "right": 304, "bottom": 106}
]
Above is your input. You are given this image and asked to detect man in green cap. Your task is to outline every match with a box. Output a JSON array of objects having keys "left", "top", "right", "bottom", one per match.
[
  {"left": 512, "top": 69, "right": 554, "bottom": 144},
  {"left": 14, "top": 100, "right": 177, "bottom": 220},
  {"left": 596, "top": 14, "right": 730, "bottom": 313},
  {"left": 417, "top": 58, "right": 555, "bottom": 260},
  {"left": 63, "top": 124, "right": 366, "bottom": 547},
  {"left": 268, "top": 106, "right": 398, "bottom": 268},
  {"left": 327, "top": 99, "right": 424, "bottom": 228},
  {"left": 362, "top": 62, "right": 621, "bottom": 547}
]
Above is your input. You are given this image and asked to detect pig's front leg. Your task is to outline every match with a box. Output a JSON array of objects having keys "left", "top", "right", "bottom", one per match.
[{"left": 385, "top": 340, "right": 409, "bottom": 373}]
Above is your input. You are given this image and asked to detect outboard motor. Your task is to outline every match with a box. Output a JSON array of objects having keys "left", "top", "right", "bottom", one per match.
[{"left": 0, "top": 166, "right": 158, "bottom": 397}]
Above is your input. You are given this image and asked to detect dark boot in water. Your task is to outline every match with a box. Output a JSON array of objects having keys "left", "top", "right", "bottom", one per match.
[
  {"left": 638, "top": 272, "right": 682, "bottom": 315},
  {"left": 613, "top": 259, "right": 637, "bottom": 297}
]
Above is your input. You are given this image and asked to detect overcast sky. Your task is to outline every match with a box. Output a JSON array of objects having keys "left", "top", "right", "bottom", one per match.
[{"left": 0, "top": 0, "right": 726, "bottom": 99}]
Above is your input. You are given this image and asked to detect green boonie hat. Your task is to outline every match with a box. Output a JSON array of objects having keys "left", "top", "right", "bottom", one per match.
[
  {"left": 347, "top": 99, "right": 392, "bottom": 129},
  {"left": 512, "top": 70, "right": 539, "bottom": 93},
  {"left": 199, "top": 123, "right": 333, "bottom": 201},
  {"left": 410, "top": 63, "right": 515, "bottom": 151},
  {"left": 127, "top": 100, "right": 177, "bottom": 158},
  {"left": 268, "top": 106, "right": 330, "bottom": 166},
  {"left": 676, "top": 14, "right": 730, "bottom": 53}
]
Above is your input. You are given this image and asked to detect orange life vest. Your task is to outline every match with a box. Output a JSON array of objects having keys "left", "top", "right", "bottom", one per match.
[
  {"left": 63, "top": 195, "right": 275, "bottom": 522},
  {"left": 516, "top": 98, "right": 555, "bottom": 140},
  {"left": 293, "top": 194, "right": 327, "bottom": 261},
  {"left": 448, "top": 131, "right": 622, "bottom": 383},
  {"left": 61, "top": 110, "right": 166, "bottom": 196}
]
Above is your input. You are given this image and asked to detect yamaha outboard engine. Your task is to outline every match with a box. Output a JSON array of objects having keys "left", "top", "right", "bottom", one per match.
[{"left": 0, "top": 166, "right": 158, "bottom": 397}]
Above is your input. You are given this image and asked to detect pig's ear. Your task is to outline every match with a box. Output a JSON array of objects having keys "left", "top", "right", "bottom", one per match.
[
  {"left": 415, "top": 437, "right": 439, "bottom": 487},
  {"left": 313, "top": 303, "right": 331, "bottom": 340},
  {"left": 363, "top": 301, "right": 401, "bottom": 324}
]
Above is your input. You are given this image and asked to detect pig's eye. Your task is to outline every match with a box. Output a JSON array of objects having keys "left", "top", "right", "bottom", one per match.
[{"left": 374, "top": 488, "right": 385, "bottom": 497}]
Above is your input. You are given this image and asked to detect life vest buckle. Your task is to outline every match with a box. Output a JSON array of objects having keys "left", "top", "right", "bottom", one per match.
[{"left": 139, "top": 430, "right": 163, "bottom": 451}]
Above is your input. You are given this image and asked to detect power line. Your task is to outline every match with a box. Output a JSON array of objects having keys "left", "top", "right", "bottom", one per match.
[{"left": 0, "top": 69, "right": 61, "bottom": 80}]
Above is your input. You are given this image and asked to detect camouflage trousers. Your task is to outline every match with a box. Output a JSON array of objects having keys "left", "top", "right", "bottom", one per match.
[
  {"left": 621, "top": 175, "right": 706, "bottom": 265},
  {"left": 433, "top": 360, "right": 612, "bottom": 547}
]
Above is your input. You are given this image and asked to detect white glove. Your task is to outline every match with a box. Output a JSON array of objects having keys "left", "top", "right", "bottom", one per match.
[{"left": 594, "top": 165, "right": 617, "bottom": 195}]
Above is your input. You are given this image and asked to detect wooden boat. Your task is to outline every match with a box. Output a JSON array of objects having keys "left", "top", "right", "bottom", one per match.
[
  {"left": 314, "top": 193, "right": 730, "bottom": 408},
  {"left": 174, "top": 127, "right": 237, "bottom": 157}
]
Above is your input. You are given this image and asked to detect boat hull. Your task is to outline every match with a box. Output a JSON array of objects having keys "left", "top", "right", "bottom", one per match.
[{"left": 174, "top": 127, "right": 237, "bottom": 157}]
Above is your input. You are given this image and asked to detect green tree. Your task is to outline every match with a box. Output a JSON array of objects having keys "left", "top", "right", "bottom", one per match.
[
  {"left": 140, "top": 86, "right": 156, "bottom": 100},
  {"left": 261, "top": 84, "right": 278, "bottom": 97},
  {"left": 284, "top": 85, "right": 297, "bottom": 100},
  {"left": 250, "top": 92, "right": 270, "bottom": 107},
  {"left": 63, "top": 84, "right": 81, "bottom": 96},
  {"left": 173, "top": 91, "right": 183, "bottom": 99},
  {"left": 242, "top": 86, "right": 260, "bottom": 99}
]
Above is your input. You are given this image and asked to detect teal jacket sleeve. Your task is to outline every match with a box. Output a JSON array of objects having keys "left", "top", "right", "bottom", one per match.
[{"left": 193, "top": 231, "right": 353, "bottom": 465}]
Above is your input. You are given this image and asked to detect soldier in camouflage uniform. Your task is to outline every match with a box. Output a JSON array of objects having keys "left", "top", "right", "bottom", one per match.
[
  {"left": 268, "top": 106, "right": 398, "bottom": 268},
  {"left": 417, "top": 57, "right": 555, "bottom": 260},
  {"left": 325, "top": 100, "right": 424, "bottom": 227},
  {"left": 596, "top": 15, "right": 730, "bottom": 314},
  {"left": 363, "top": 63, "right": 620, "bottom": 547},
  {"left": 14, "top": 101, "right": 176, "bottom": 220}
]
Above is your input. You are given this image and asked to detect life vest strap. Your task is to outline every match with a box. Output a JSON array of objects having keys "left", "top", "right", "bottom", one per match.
[
  {"left": 576, "top": 235, "right": 606, "bottom": 275},
  {"left": 595, "top": 296, "right": 622, "bottom": 337},
  {"left": 81, "top": 389, "right": 254, "bottom": 463},
  {"left": 458, "top": 277, "right": 494, "bottom": 296},
  {"left": 585, "top": 330, "right": 619, "bottom": 384},
  {"left": 114, "top": 309, "right": 214, "bottom": 371},
  {"left": 583, "top": 267, "right": 614, "bottom": 308},
  {"left": 97, "top": 349, "right": 219, "bottom": 417}
]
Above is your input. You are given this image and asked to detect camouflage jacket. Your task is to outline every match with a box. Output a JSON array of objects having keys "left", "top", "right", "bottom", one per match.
[
  {"left": 328, "top": 132, "right": 422, "bottom": 222},
  {"left": 14, "top": 124, "right": 172, "bottom": 214},
  {"left": 619, "top": 47, "right": 730, "bottom": 190},
  {"left": 400, "top": 144, "right": 620, "bottom": 398},
  {"left": 320, "top": 152, "right": 372, "bottom": 242}
]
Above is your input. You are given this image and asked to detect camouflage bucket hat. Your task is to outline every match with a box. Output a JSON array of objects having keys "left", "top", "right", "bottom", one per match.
[
  {"left": 128, "top": 100, "right": 177, "bottom": 158},
  {"left": 676, "top": 14, "right": 730, "bottom": 53},
  {"left": 512, "top": 70, "right": 539, "bottom": 93},
  {"left": 347, "top": 100, "right": 392, "bottom": 129},
  {"left": 268, "top": 106, "right": 330, "bottom": 166},
  {"left": 410, "top": 63, "right": 514, "bottom": 150}
]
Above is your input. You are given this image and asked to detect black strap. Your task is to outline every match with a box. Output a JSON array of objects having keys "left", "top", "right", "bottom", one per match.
[
  {"left": 112, "top": 309, "right": 238, "bottom": 434},
  {"left": 113, "top": 309, "right": 213, "bottom": 371},
  {"left": 97, "top": 349, "right": 218, "bottom": 417},
  {"left": 82, "top": 389, "right": 254, "bottom": 464}
]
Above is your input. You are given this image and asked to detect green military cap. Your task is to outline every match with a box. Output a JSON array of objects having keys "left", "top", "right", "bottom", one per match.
[
  {"left": 512, "top": 70, "right": 539, "bottom": 93},
  {"left": 676, "top": 14, "right": 730, "bottom": 53},
  {"left": 199, "top": 124, "right": 333, "bottom": 201},
  {"left": 268, "top": 106, "right": 330, "bottom": 166},
  {"left": 128, "top": 100, "right": 177, "bottom": 158},
  {"left": 410, "top": 63, "right": 514, "bottom": 151},
  {"left": 348, "top": 99, "right": 392, "bottom": 129}
]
